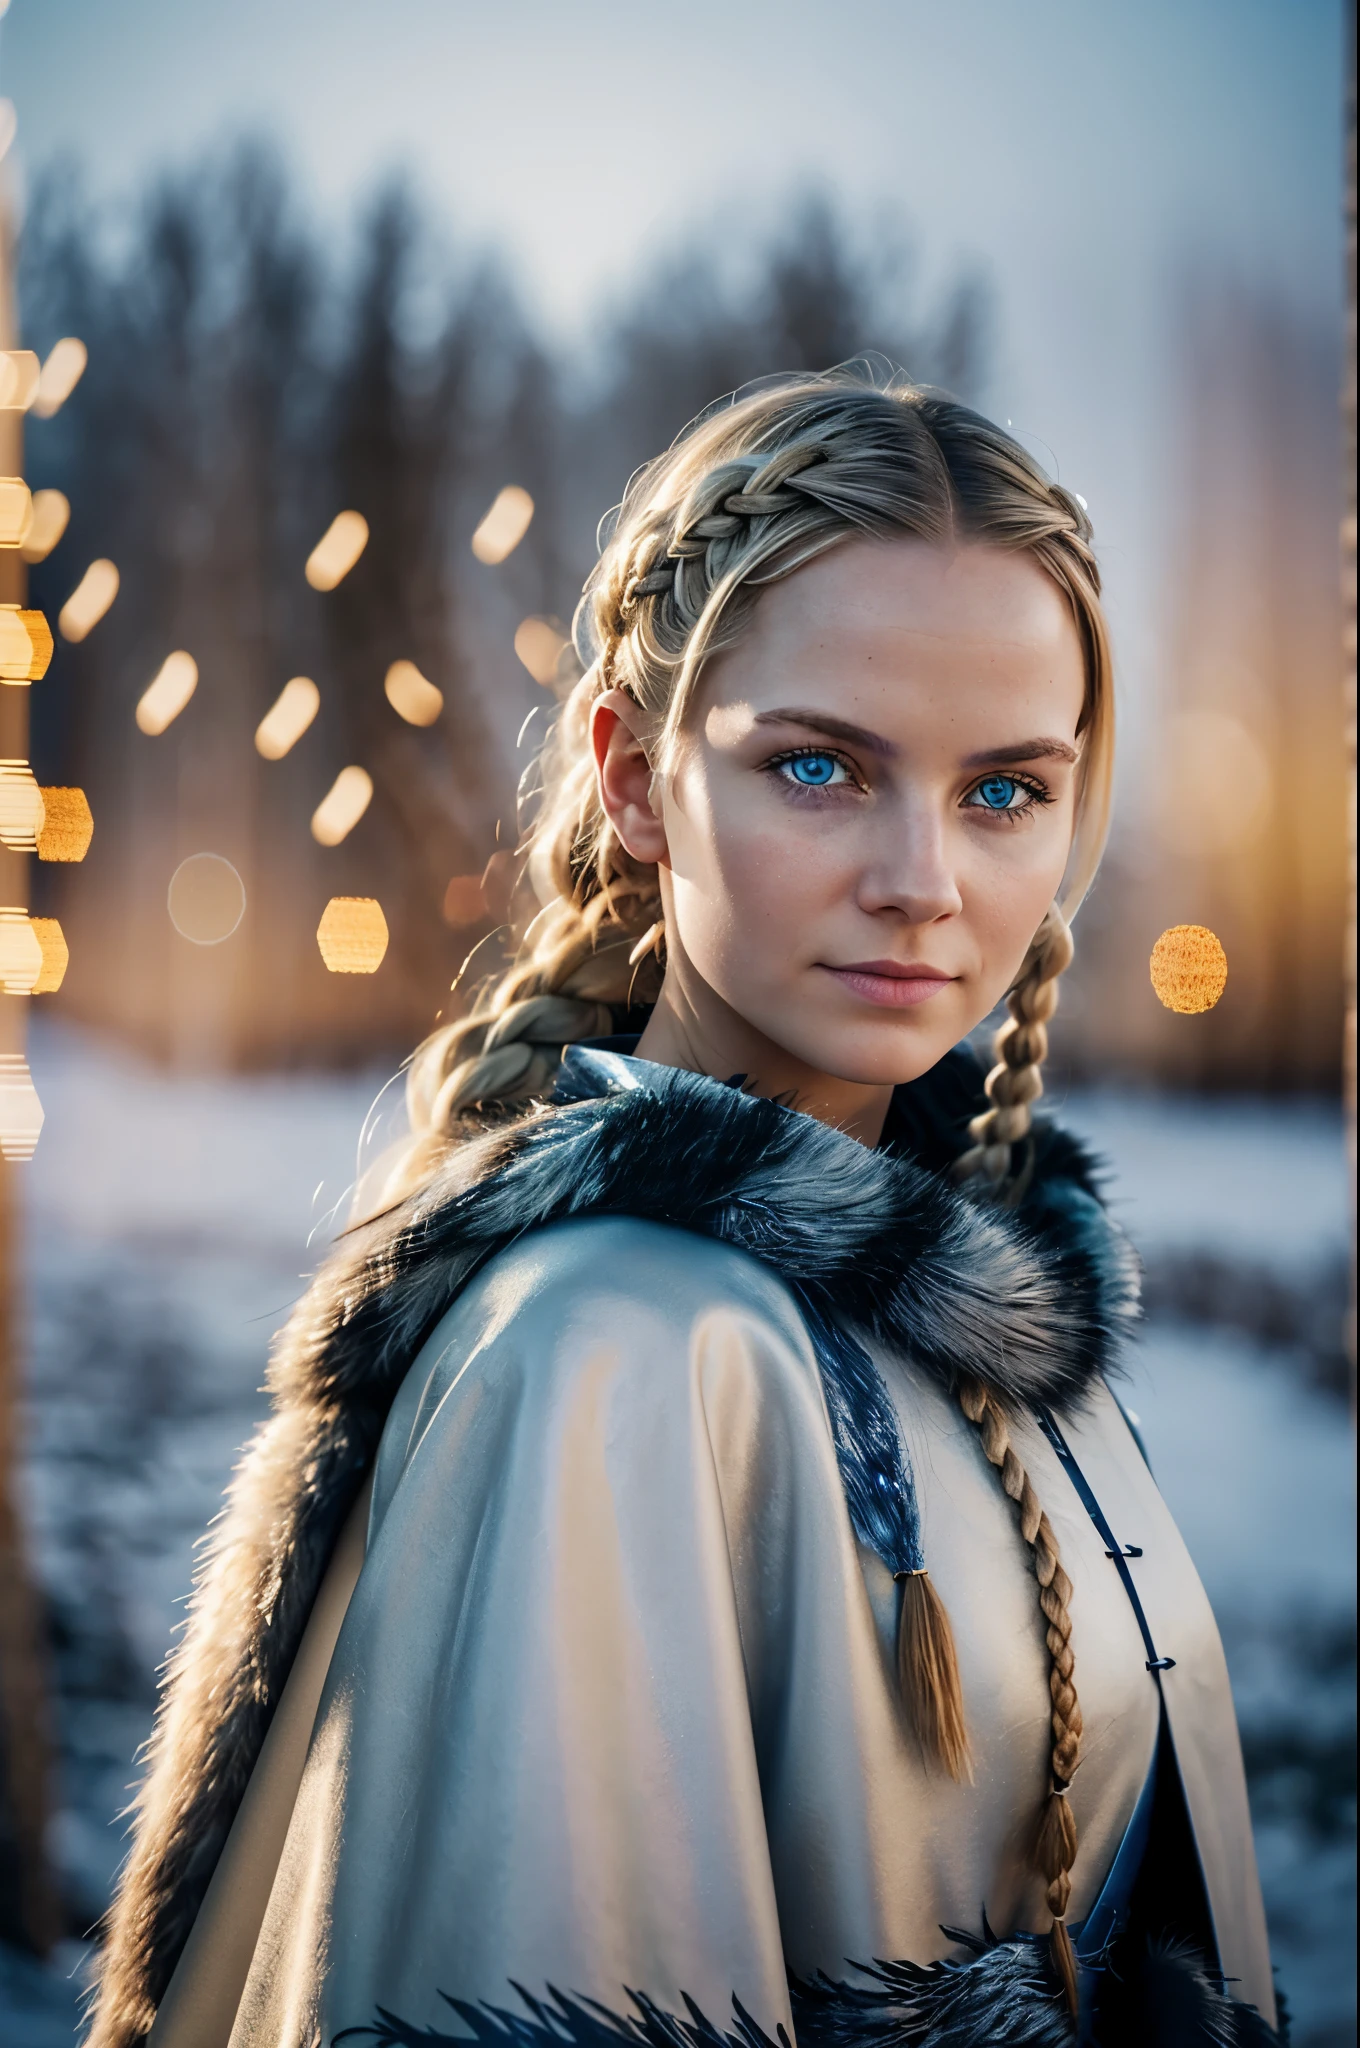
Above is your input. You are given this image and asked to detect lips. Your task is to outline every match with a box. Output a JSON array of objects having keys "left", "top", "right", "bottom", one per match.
[{"left": 821, "top": 960, "right": 958, "bottom": 1009}]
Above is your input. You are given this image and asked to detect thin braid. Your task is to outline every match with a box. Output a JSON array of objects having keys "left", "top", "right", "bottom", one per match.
[
  {"left": 957, "top": 1376, "right": 1083, "bottom": 2016},
  {"left": 624, "top": 442, "right": 837, "bottom": 628},
  {"left": 952, "top": 906, "right": 1074, "bottom": 1192}
]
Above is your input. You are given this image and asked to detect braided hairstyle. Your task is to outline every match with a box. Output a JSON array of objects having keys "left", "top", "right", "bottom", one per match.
[
  {"left": 958, "top": 1377, "right": 1085, "bottom": 2011},
  {"left": 398, "top": 368, "right": 1114, "bottom": 2010}
]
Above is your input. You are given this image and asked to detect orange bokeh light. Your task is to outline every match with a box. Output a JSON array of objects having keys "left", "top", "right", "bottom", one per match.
[
  {"left": 442, "top": 874, "right": 486, "bottom": 927},
  {"left": 30, "top": 917, "right": 69, "bottom": 994},
  {"left": 317, "top": 896, "right": 388, "bottom": 973},
  {"left": 256, "top": 676, "right": 320, "bottom": 759},
  {"left": 471, "top": 486, "right": 534, "bottom": 565},
  {"left": 0, "top": 605, "right": 53, "bottom": 684},
  {"left": 0, "top": 1053, "right": 44, "bottom": 1162},
  {"left": 137, "top": 651, "right": 198, "bottom": 734},
  {"left": 1150, "top": 924, "right": 1228, "bottom": 1014},
  {"left": 384, "top": 659, "right": 443, "bottom": 727},
  {"left": 59, "top": 559, "right": 120, "bottom": 643},
  {"left": 20, "top": 489, "right": 69, "bottom": 564},
  {"left": 311, "top": 766, "right": 373, "bottom": 846},
  {"left": 305, "top": 511, "right": 369, "bottom": 592},
  {"left": 36, "top": 787, "right": 94, "bottom": 862}
]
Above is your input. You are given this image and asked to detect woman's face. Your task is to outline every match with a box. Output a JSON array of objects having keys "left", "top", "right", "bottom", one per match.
[{"left": 593, "top": 537, "right": 1087, "bottom": 1126}]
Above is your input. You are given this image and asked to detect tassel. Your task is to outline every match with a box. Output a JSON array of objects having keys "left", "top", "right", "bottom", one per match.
[
  {"left": 1048, "top": 1920, "right": 1079, "bottom": 2018},
  {"left": 1036, "top": 1788, "right": 1081, "bottom": 2017},
  {"left": 896, "top": 1570, "right": 971, "bottom": 1781}
]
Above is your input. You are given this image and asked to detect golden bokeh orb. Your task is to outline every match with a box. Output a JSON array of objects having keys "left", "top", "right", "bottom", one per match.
[
  {"left": 1149, "top": 924, "right": 1227, "bottom": 1014},
  {"left": 318, "top": 896, "right": 388, "bottom": 974}
]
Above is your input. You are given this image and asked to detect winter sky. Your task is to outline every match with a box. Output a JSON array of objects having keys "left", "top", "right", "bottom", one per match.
[{"left": 0, "top": 0, "right": 1348, "bottom": 762}]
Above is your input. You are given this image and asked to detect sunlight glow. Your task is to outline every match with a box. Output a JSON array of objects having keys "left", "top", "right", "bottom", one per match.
[
  {"left": 384, "top": 659, "right": 443, "bottom": 727},
  {"left": 167, "top": 853, "right": 247, "bottom": 945},
  {"left": 0, "top": 478, "right": 31, "bottom": 548},
  {"left": 0, "top": 1053, "right": 44, "bottom": 1163},
  {"left": 256, "top": 676, "right": 321, "bottom": 759},
  {"left": 136, "top": 651, "right": 198, "bottom": 735},
  {"left": 20, "top": 489, "right": 69, "bottom": 564},
  {"left": 0, "top": 350, "right": 38, "bottom": 410},
  {"left": 305, "top": 511, "right": 369, "bottom": 591},
  {"left": 0, "top": 605, "right": 53, "bottom": 683},
  {"left": 36, "top": 787, "right": 94, "bottom": 862},
  {"left": 442, "top": 874, "right": 486, "bottom": 927},
  {"left": 1150, "top": 925, "right": 1228, "bottom": 1015},
  {"left": 317, "top": 896, "right": 389, "bottom": 973},
  {"left": 0, "top": 908, "right": 42, "bottom": 995},
  {"left": 0, "top": 761, "right": 45, "bottom": 851},
  {"left": 31, "top": 338, "right": 88, "bottom": 420},
  {"left": 59, "top": 558, "right": 120, "bottom": 642},
  {"left": 513, "top": 616, "right": 568, "bottom": 687},
  {"left": 311, "top": 765, "right": 373, "bottom": 846},
  {"left": 471, "top": 486, "right": 534, "bottom": 565},
  {"left": 30, "top": 918, "right": 68, "bottom": 995}
]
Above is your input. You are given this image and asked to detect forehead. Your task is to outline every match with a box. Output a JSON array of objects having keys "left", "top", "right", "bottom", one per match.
[{"left": 700, "top": 536, "right": 1086, "bottom": 735}]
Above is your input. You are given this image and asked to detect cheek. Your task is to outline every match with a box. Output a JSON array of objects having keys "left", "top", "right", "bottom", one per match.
[
  {"left": 961, "top": 814, "right": 1073, "bottom": 969},
  {"left": 664, "top": 775, "right": 841, "bottom": 973}
]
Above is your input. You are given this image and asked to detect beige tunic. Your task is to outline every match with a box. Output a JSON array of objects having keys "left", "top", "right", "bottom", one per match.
[{"left": 159, "top": 1212, "right": 1273, "bottom": 2042}]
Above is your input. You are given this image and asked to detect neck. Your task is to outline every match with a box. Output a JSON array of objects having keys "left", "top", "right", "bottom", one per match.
[{"left": 633, "top": 967, "right": 895, "bottom": 1150}]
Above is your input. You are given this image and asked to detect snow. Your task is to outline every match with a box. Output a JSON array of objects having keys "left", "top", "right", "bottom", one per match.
[{"left": 3, "top": 1024, "right": 1354, "bottom": 2043}]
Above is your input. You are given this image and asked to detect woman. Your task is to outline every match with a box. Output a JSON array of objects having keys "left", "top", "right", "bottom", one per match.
[{"left": 92, "top": 373, "right": 1282, "bottom": 2047}]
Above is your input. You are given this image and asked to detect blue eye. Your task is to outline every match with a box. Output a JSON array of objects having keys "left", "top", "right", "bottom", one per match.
[
  {"left": 971, "top": 774, "right": 1026, "bottom": 811},
  {"left": 780, "top": 752, "right": 845, "bottom": 787}
]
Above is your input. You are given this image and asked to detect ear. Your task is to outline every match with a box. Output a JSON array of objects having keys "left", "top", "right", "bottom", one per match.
[{"left": 591, "top": 690, "right": 669, "bottom": 866}]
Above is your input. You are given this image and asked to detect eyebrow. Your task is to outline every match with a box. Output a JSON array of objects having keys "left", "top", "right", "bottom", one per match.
[
  {"left": 960, "top": 737, "right": 1080, "bottom": 767},
  {"left": 752, "top": 708, "right": 1079, "bottom": 768},
  {"left": 752, "top": 708, "right": 896, "bottom": 755}
]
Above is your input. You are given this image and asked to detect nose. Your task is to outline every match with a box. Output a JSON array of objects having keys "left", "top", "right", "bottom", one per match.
[{"left": 855, "top": 810, "right": 964, "bottom": 924}]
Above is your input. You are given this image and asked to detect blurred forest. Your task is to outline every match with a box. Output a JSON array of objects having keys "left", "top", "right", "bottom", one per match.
[
  {"left": 17, "top": 142, "right": 1347, "bottom": 1086},
  {"left": 19, "top": 144, "right": 988, "bottom": 1068}
]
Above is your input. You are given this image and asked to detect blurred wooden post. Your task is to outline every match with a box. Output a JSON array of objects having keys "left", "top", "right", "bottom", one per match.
[
  {"left": 1345, "top": 2, "right": 1357, "bottom": 1398},
  {"left": 0, "top": 160, "right": 60, "bottom": 1953}
]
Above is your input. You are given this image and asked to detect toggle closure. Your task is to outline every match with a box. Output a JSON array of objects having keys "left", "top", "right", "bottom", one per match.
[
  {"left": 1105, "top": 1543, "right": 1143, "bottom": 1559},
  {"left": 1145, "top": 1656, "right": 1176, "bottom": 1672}
]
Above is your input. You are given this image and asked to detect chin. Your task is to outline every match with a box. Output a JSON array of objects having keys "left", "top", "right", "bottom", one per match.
[
  {"left": 832, "top": 1041, "right": 956, "bottom": 1087},
  {"left": 769, "top": 1015, "right": 960, "bottom": 1090}
]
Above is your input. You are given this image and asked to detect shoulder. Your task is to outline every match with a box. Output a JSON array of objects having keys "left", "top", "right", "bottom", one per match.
[
  {"left": 468, "top": 1213, "right": 812, "bottom": 1345},
  {"left": 372, "top": 1216, "right": 824, "bottom": 1515}
]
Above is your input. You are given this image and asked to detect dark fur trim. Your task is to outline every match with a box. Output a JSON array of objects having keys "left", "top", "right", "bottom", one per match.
[
  {"left": 89, "top": 1063, "right": 1137, "bottom": 2045},
  {"left": 330, "top": 1932, "right": 1283, "bottom": 2048},
  {"left": 797, "top": 1300, "right": 928, "bottom": 1575},
  {"left": 334, "top": 1984, "right": 785, "bottom": 2048},
  {"left": 1091, "top": 1939, "right": 1285, "bottom": 2048},
  {"left": 790, "top": 1938, "right": 1070, "bottom": 2047}
]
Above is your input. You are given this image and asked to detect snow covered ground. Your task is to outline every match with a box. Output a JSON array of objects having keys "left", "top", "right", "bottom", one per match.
[{"left": 1, "top": 1026, "right": 1354, "bottom": 2043}]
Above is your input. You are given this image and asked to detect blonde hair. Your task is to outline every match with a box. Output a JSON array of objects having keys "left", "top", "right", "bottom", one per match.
[{"left": 402, "top": 367, "right": 1113, "bottom": 2009}]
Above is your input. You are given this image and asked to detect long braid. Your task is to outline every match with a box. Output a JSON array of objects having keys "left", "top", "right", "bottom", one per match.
[
  {"left": 950, "top": 903, "right": 1084, "bottom": 2012},
  {"left": 951, "top": 906, "right": 1074, "bottom": 1192},
  {"left": 957, "top": 1376, "right": 1083, "bottom": 2017}
]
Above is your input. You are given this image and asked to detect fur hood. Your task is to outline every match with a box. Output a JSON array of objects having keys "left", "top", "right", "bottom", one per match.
[{"left": 92, "top": 1049, "right": 1143, "bottom": 2045}]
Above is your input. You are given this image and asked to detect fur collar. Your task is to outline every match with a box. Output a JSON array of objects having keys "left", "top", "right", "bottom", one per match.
[{"left": 89, "top": 1051, "right": 1138, "bottom": 2047}]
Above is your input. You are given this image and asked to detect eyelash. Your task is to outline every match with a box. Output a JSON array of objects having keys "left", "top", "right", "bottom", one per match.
[
  {"left": 963, "top": 771, "right": 1055, "bottom": 825},
  {"left": 766, "top": 749, "right": 1055, "bottom": 823},
  {"left": 765, "top": 746, "right": 864, "bottom": 792}
]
